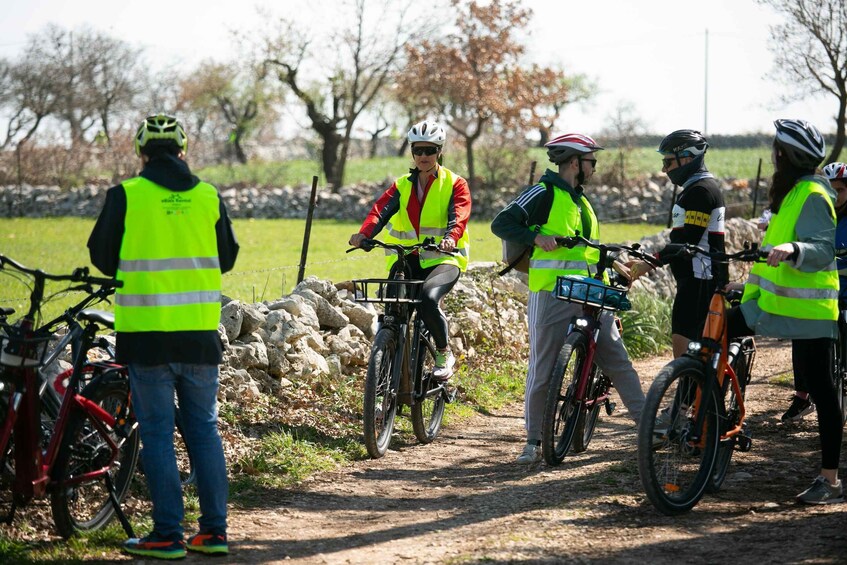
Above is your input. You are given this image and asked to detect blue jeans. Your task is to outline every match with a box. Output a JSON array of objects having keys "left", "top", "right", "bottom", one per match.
[{"left": 129, "top": 363, "right": 228, "bottom": 539}]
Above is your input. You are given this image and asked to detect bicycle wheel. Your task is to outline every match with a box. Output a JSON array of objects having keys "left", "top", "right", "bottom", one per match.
[
  {"left": 572, "top": 370, "right": 606, "bottom": 454},
  {"left": 542, "top": 332, "right": 588, "bottom": 466},
  {"left": 707, "top": 342, "right": 749, "bottom": 493},
  {"left": 50, "top": 379, "right": 139, "bottom": 539},
  {"left": 362, "top": 328, "right": 400, "bottom": 458},
  {"left": 411, "top": 328, "right": 446, "bottom": 444},
  {"left": 637, "top": 357, "right": 720, "bottom": 515}
]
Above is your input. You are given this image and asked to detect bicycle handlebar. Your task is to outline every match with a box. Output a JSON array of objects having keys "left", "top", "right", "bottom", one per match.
[
  {"left": 554, "top": 235, "right": 663, "bottom": 268},
  {"left": 346, "top": 236, "right": 456, "bottom": 256},
  {"left": 658, "top": 242, "right": 770, "bottom": 263}
]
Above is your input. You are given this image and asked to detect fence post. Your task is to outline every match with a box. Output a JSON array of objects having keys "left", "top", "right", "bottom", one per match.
[
  {"left": 751, "top": 158, "right": 763, "bottom": 218},
  {"left": 297, "top": 175, "right": 319, "bottom": 285},
  {"left": 667, "top": 184, "right": 679, "bottom": 229}
]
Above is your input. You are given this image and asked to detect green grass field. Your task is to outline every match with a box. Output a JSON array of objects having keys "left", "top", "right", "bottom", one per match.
[
  {"left": 197, "top": 146, "right": 776, "bottom": 188},
  {"left": 0, "top": 218, "right": 664, "bottom": 319}
]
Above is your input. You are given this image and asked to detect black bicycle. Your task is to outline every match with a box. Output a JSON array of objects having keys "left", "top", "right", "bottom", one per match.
[
  {"left": 348, "top": 238, "right": 455, "bottom": 458},
  {"left": 541, "top": 235, "right": 661, "bottom": 465}
]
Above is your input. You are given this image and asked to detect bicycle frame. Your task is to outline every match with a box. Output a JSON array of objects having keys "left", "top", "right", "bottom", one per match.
[
  {"left": 0, "top": 255, "right": 134, "bottom": 535},
  {"left": 685, "top": 290, "right": 746, "bottom": 447}
]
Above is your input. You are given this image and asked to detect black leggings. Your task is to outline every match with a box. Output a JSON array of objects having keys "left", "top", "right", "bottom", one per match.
[
  {"left": 389, "top": 254, "right": 460, "bottom": 350},
  {"left": 727, "top": 307, "right": 842, "bottom": 469}
]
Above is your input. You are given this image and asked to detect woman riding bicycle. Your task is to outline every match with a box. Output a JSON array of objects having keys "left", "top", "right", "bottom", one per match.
[
  {"left": 726, "top": 119, "right": 843, "bottom": 504},
  {"left": 348, "top": 120, "right": 471, "bottom": 382},
  {"left": 491, "top": 133, "right": 645, "bottom": 464}
]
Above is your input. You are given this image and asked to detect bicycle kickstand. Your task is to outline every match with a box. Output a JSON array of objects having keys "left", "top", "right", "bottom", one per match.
[{"left": 104, "top": 472, "right": 136, "bottom": 538}]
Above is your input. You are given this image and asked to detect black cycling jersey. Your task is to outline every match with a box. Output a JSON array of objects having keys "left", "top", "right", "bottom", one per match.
[{"left": 661, "top": 175, "right": 728, "bottom": 286}]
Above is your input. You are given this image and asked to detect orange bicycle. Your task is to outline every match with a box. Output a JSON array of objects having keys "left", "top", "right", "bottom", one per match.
[{"left": 637, "top": 243, "right": 763, "bottom": 514}]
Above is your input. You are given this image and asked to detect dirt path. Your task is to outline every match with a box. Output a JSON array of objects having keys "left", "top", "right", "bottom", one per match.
[{"left": 177, "top": 339, "right": 847, "bottom": 563}]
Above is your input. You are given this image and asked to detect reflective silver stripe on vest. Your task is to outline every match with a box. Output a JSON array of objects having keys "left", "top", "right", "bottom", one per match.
[
  {"left": 420, "top": 227, "right": 445, "bottom": 237},
  {"left": 747, "top": 274, "right": 838, "bottom": 300},
  {"left": 115, "top": 290, "right": 222, "bottom": 307},
  {"left": 420, "top": 248, "right": 468, "bottom": 260},
  {"left": 530, "top": 259, "right": 591, "bottom": 270},
  {"left": 388, "top": 227, "right": 418, "bottom": 240},
  {"left": 119, "top": 257, "right": 220, "bottom": 272}
]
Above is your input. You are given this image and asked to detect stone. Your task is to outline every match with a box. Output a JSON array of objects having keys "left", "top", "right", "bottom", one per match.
[{"left": 220, "top": 300, "right": 244, "bottom": 342}]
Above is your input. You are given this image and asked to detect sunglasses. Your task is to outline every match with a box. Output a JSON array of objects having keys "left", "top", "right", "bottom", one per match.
[
  {"left": 411, "top": 146, "right": 440, "bottom": 156},
  {"left": 662, "top": 157, "right": 676, "bottom": 169},
  {"left": 581, "top": 158, "right": 597, "bottom": 169}
]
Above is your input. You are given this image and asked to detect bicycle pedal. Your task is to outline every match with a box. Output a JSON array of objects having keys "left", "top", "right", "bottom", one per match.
[
  {"left": 737, "top": 433, "right": 753, "bottom": 452},
  {"left": 605, "top": 401, "right": 616, "bottom": 416},
  {"left": 443, "top": 386, "right": 457, "bottom": 404}
]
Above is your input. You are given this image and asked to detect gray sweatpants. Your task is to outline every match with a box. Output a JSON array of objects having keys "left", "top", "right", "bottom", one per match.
[{"left": 524, "top": 290, "right": 645, "bottom": 441}]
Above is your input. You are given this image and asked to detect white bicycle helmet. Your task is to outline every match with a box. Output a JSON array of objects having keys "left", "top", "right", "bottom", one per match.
[
  {"left": 407, "top": 120, "right": 446, "bottom": 146},
  {"left": 773, "top": 118, "right": 825, "bottom": 169},
  {"left": 544, "top": 133, "right": 604, "bottom": 165},
  {"left": 135, "top": 114, "right": 188, "bottom": 156},
  {"left": 823, "top": 162, "right": 847, "bottom": 181}
]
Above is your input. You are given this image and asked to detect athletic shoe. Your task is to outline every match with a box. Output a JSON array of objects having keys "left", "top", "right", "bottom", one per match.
[
  {"left": 187, "top": 532, "right": 229, "bottom": 555},
  {"left": 515, "top": 443, "right": 542, "bottom": 464},
  {"left": 796, "top": 476, "right": 845, "bottom": 505},
  {"left": 781, "top": 395, "right": 815, "bottom": 422},
  {"left": 433, "top": 350, "right": 455, "bottom": 381},
  {"left": 123, "top": 533, "right": 186, "bottom": 560}
]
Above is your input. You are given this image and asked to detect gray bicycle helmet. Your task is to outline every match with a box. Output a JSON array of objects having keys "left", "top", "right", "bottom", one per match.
[{"left": 773, "top": 119, "right": 826, "bottom": 169}]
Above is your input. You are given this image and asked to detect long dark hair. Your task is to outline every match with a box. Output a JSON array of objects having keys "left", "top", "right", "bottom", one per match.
[{"left": 769, "top": 142, "right": 818, "bottom": 213}]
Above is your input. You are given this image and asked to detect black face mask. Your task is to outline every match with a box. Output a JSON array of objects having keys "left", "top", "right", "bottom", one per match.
[{"left": 666, "top": 154, "right": 707, "bottom": 185}]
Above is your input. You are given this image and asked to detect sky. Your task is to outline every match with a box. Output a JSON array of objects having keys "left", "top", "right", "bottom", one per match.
[{"left": 0, "top": 0, "right": 838, "bottom": 137}]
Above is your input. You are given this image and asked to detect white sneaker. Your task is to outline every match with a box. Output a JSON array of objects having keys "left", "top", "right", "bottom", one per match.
[
  {"left": 515, "top": 443, "right": 542, "bottom": 464},
  {"left": 433, "top": 350, "right": 455, "bottom": 381}
]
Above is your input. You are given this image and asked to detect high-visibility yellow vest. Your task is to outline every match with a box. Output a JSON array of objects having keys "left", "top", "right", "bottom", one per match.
[
  {"left": 115, "top": 177, "right": 222, "bottom": 332},
  {"left": 528, "top": 185, "right": 602, "bottom": 292},
  {"left": 741, "top": 178, "right": 838, "bottom": 323},
  {"left": 382, "top": 166, "right": 470, "bottom": 271}
]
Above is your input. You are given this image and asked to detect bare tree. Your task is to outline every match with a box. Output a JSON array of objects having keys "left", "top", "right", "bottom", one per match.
[
  {"left": 261, "top": 0, "right": 411, "bottom": 190},
  {"left": 759, "top": 0, "right": 847, "bottom": 162},
  {"left": 180, "top": 61, "right": 278, "bottom": 164},
  {"left": 600, "top": 101, "right": 648, "bottom": 185},
  {"left": 0, "top": 56, "right": 58, "bottom": 149}
]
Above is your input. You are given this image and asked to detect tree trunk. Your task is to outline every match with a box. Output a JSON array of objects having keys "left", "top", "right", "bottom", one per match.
[
  {"left": 323, "top": 134, "right": 343, "bottom": 191},
  {"left": 396, "top": 138, "right": 408, "bottom": 157},
  {"left": 465, "top": 139, "right": 476, "bottom": 190},
  {"left": 827, "top": 99, "right": 846, "bottom": 164}
]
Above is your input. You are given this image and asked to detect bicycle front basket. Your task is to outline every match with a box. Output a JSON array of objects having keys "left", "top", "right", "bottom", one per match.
[
  {"left": 0, "top": 326, "right": 52, "bottom": 369},
  {"left": 351, "top": 278, "right": 424, "bottom": 305},
  {"left": 554, "top": 275, "right": 631, "bottom": 312}
]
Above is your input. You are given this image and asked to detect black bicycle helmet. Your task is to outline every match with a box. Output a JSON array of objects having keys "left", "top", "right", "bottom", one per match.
[
  {"left": 773, "top": 119, "right": 826, "bottom": 169},
  {"left": 657, "top": 129, "right": 709, "bottom": 157}
]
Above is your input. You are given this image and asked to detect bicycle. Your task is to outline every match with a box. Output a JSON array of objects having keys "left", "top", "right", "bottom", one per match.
[
  {"left": 831, "top": 249, "right": 847, "bottom": 426},
  {"left": 348, "top": 237, "right": 456, "bottom": 458},
  {"left": 637, "top": 243, "right": 763, "bottom": 515},
  {"left": 541, "top": 235, "right": 662, "bottom": 466},
  {"left": 0, "top": 254, "right": 139, "bottom": 538}
]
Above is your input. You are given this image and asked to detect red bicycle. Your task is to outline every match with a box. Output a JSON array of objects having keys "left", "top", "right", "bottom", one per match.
[{"left": 0, "top": 254, "right": 138, "bottom": 538}]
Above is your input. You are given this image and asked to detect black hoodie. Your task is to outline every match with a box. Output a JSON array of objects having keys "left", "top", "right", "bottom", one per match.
[{"left": 87, "top": 154, "right": 240, "bottom": 365}]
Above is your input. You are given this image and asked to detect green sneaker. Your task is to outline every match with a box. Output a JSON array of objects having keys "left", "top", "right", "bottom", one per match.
[
  {"left": 796, "top": 476, "right": 845, "bottom": 505},
  {"left": 123, "top": 533, "right": 186, "bottom": 560},
  {"left": 187, "top": 532, "right": 229, "bottom": 555}
]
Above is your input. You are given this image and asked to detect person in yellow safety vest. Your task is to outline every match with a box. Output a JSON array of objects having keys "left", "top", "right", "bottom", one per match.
[
  {"left": 725, "top": 119, "right": 843, "bottom": 505},
  {"left": 491, "top": 133, "right": 645, "bottom": 465},
  {"left": 349, "top": 120, "right": 471, "bottom": 381},
  {"left": 88, "top": 114, "right": 239, "bottom": 559}
]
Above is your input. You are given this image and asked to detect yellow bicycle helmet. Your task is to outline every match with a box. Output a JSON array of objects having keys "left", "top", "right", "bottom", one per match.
[{"left": 134, "top": 114, "right": 188, "bottom": 156}]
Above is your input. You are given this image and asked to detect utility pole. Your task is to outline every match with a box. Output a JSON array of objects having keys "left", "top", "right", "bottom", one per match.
[{"left": 704, "top": 28, "right": 709, "bottom": 136}]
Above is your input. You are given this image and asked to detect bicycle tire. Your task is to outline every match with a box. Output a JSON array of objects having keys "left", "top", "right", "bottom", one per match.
[
  {"left": 573, "top": 370, "right": 606, "bottom": 453},
  {"left": 362, "top": 328, "right": 400, "bottom": 458},
  {"left": 50, "top": 378, "right": 139, "bottom": 539},
  {"left": 637, "top": 357, "right": 720, "bottom": 515},
  {"left": 706, "top": 342, "right": 749, "bottom": 493},
  {"left": 542, "top": 332, "right": 588, "bottom": 466},
  {"left": 411, "top": 328, "right": 446, "bottom": 444}
]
